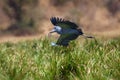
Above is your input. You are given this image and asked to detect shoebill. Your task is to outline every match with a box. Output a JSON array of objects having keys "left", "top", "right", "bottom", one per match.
[{"left": 49, "top": 17, "right": 94, "bottom": 46}]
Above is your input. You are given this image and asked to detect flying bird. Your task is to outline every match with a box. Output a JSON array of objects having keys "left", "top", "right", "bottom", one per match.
[{"left": 49, "top": 17, "right": 94, "bottom": 46}]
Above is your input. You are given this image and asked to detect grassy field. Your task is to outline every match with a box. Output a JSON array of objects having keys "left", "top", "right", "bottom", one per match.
[{"left": 0, "top": 37, "right": 120, "bottom": 80}]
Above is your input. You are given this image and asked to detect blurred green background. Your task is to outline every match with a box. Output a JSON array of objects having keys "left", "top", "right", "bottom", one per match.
[{"left": 0, "top": 1, "right": 120, "bottom": 80}]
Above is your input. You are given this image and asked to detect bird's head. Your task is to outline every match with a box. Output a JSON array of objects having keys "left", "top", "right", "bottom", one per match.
[{"left": 49, "top": 26, "right": 62, "bottom": 34}]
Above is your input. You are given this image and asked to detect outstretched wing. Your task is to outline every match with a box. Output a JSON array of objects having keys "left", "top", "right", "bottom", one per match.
[
  {"left": 56, "top": 33, "right": 79, "bottom": 46},
  {"left": 50, "top": 17, "right": 78, "bottom": 29}
]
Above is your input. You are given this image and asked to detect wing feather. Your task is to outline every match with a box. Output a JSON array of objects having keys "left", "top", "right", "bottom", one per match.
[
  {"left": 50, "top": 17, "right": 78, "bottom": 29},
  {"left": 56, "top": 33, "right": 79, "bottom": 46}
]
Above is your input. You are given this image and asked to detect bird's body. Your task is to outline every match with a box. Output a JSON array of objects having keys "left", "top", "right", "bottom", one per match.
[
  {"left": 49, "top": 17, "right": 93, "bottom": 46},
  {"left": 62, "top": 29, "right": 81, "bottom": 34}
]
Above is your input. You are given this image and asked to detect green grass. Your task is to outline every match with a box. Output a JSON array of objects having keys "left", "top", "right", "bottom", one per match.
[{"left": 0, "top": 37, "right": 120, "bottom": 80}]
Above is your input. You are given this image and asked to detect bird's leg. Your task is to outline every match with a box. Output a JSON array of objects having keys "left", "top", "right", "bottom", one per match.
[{"left": 82, "top": 34, "right": 95, "bottom": 39}]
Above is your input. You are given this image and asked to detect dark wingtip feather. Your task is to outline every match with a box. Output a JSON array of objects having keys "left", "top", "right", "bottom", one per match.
[
  {"left": 50, "top": 17, "right": 78, "bottom": 29},
  {"left": 50, "top": 17, "right": 56, "bottom": 25},
  {"left": 50, "top": 17, "right": 65, "bottom": 25}
]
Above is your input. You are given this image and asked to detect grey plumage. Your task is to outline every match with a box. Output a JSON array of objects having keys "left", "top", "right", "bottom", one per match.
[{"left": 49, "top": 17, "right": 93, "bottom": 46}]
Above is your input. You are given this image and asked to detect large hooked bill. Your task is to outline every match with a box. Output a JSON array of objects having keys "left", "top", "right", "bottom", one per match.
[
  {"left": 48, "top": 29, "right": 55, "bottom": 37},
  {"left": 49, "top": 29, "right": 56, "bottom": 33}
]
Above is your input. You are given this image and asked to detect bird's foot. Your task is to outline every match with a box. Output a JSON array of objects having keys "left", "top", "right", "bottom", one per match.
[{"left": 51, "top": 42, "right": 57, "bottom": 46}]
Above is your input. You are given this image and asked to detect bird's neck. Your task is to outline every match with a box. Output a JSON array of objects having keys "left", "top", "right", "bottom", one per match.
[{"left": 77, "top": 28, "right": 83, "bottom": 35}]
